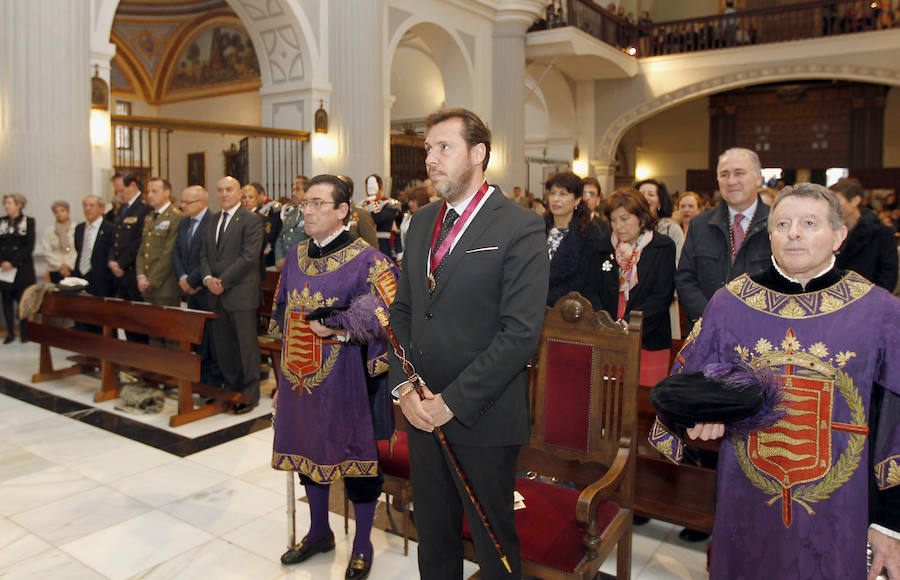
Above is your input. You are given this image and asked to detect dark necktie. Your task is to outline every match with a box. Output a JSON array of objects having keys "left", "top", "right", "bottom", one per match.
[
  {"left": 118, "top": 202, "right": 128, "bottom": 221},
  {"left": 217, "top": 212, "right": 229, "bottom": 249},
  {"left": 186, "top": 218, "right": 199, "bottom": 251},
  {"left": 431, "top": 209, "right": 459, "bottom": 285},
  {"left": 153, "top": 211, "right": 160, "bottom": 220}
]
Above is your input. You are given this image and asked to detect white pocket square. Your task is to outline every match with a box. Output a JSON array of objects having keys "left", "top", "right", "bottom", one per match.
[{"left": 466, "top": 246, "right": 499, "bottom": 254}]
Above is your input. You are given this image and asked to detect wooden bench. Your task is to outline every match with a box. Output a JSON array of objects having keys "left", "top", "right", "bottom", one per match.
[
  {"left": 26, "top": 291, "right": 247, "bottom": 427},
  {"left": 633, "top": 339, "right": 717, "bottom": 533}
]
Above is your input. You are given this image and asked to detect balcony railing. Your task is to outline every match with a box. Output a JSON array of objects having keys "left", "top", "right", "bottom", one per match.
[
  {"left": 111, "top": 115, "right": 309, "bottom": 200},
  {"left": 530, "top": 0, "right": 896, "bottom": 57}
]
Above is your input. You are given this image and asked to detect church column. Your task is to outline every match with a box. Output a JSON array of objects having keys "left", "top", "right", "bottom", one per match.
[
  {"left": 490, "top": 1, "right": 544, "bottom": 193},
  {"left": 90, "top": 47, "right": 116, "bottom": 199},
  {"left": 0, "top": 0, "right": 92, "bottom": 229},
  {"left": 327, "top": 0, "right": 385, "bottom": 202},
  {"left": 592, "top": 161, "right": 618, "bottom": 199}
]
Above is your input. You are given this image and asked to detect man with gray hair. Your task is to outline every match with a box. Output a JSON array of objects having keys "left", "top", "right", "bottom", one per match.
[
  {"left": 651, "top": 183, "right": 900, "bottom": 579},
  {"left": 70, "top": 195, "right": 114, "bottom": 298},
  {"left": 676, "top": 147, "right": 772, "bottom": 324}
]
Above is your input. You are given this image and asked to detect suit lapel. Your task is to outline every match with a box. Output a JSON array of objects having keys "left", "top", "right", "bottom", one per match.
[{"left": 427, "top": 191, "right": 502, "bottom": 303}]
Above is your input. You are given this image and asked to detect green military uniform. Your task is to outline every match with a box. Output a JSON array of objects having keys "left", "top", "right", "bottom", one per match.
[
  {"left": 136, "top": 203, "right": 183, "bottom": 306},
  {"left": 351, "top": 204, "right": 378, "bottom": 248},
  {"left": 275, "top": 203, "right": 308, "bottom": 262}
]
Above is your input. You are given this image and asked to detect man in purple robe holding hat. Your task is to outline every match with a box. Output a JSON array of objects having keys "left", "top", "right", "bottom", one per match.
[
  {"left": 270, "top": 174, "right": 399, "bottom": 580},
  {"left": 650, "top": 183, "right": 900, "bottom": 579}
]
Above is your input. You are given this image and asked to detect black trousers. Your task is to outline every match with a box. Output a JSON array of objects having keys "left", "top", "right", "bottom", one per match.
[
  {"left": 210, "top": 306, "right": 260, "bottom": 402},
  {"left": 1, "top": 288, "right": 24, "bottom": 338},
  {"left": 407, "top": 426, "right": 522, "bottom": 580}
]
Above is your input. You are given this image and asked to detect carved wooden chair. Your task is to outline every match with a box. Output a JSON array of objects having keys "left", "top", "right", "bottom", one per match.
[{"left": 464, "top": 292, "right": 641, "bottom": 579}]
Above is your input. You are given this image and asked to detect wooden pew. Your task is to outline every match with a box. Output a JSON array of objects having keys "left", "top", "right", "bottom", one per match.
[
  {"left": 632, "top": 339, "right": 717, "bottom": 533},
  {"left": 25, "top": 292, "right": 245, "bottom": 427}
]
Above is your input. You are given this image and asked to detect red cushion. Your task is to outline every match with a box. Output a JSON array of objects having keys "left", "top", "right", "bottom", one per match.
[
  {"left": 377, "top": 431, "right": 410, "bottom": 479},
  {"left": 462, "top": 477, "right": 621, "bottom": 573},
  {"left": 543, "top": 340, "right": 593, "bottom": 451}
]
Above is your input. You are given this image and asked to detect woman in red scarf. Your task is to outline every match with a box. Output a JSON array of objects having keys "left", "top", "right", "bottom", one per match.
[{"left": 597, "top": 188, "right": 676, "bottom": 385}]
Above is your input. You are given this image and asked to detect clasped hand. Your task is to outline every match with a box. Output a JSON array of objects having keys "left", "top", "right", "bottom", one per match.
[{"left": 398, "top": 383, "right": 453, "bottom": 432}]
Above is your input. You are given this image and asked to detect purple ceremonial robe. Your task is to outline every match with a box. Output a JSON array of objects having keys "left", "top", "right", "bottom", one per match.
[
  {"left": 271, "top": 237, "right": 398, "bottom": 483},
  {"left": 649, "top": 270, "right": 900, "bottom": 579}
]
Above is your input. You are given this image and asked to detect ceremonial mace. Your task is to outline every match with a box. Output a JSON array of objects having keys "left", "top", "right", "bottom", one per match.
[{"left": 374, "top": 307, "right": 512, "bottom": 574}]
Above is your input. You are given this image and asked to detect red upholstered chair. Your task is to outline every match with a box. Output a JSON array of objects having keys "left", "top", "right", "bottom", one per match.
[
  {"left": 463, "top": 292, "right": 641, "bottom": 579},
  {"left": 344, "top": 404, "right": 413, "bottom": 555}
]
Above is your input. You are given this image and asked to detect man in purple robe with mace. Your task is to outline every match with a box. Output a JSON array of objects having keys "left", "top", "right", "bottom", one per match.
[
  {"left": 271, "top": 174, "right": 399, "bottom": 580},
  {"left": 650, "top": 183, "right": 900, "bottom": 579}
]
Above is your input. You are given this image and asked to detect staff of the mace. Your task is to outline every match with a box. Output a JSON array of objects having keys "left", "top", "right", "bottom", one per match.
[{"left": 374, "top": 306, "right": 512, "bottom": 574}]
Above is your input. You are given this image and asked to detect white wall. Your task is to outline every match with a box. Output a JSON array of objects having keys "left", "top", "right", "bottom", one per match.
[{"left": 390, "top": 45, "right": 445, "bottom": 122}]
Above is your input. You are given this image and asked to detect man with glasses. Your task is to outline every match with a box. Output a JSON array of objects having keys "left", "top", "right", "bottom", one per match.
[
  {"left": 174, "top": 185, "right": 221, "bottom": 386},
  {"left": 272, "top": 174, "right": 398, "bottom": 580}
]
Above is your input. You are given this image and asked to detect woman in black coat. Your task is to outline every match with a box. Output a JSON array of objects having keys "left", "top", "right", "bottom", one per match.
[
  {"left": 544, "top": 172, "right": 605, "bottom": 309},
  {"left": 598, "top": 188, "right": 675, "bottom": 385},
  {"left": 0, "top": 193, "right": 36, "bottom": 343}
]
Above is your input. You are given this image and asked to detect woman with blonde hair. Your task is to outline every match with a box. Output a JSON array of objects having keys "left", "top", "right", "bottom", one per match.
[
  {"left": 0, "top": 193, "right": 36, "bottom": 343},
  {"left": 41, "top": 200, "right": 77, "bottom": 283}
]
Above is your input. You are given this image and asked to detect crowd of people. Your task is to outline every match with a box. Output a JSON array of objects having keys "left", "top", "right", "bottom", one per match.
[{"left": 2, "top": 103, "right": 900, "bottom": 578}]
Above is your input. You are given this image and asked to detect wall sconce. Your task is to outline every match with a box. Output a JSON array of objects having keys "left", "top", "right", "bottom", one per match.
[
  {"left": 314, "top": 100, "right": 328, "bottom": 134},
  {"left": 90, "top": 65, "right": 110, "bottom": 147},
  {"left": 572, "top": 158, "right": 588, "bottom": 177},
  {"left": 635, "top": 165, "right": 650, "bottom": 181}
]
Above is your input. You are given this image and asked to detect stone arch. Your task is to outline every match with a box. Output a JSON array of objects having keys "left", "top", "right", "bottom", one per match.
[
  {"left": 524, "top": 63, "right": 576, "bottom": 143},
  {"left": 91, "top": 0, "right": 318, "bottom": 92},
  {"left": 599, "top": 63, "right": 900, "bottom": 162},
  {"left": 387, "top": 18, "right": 475, "bottom": 112}
]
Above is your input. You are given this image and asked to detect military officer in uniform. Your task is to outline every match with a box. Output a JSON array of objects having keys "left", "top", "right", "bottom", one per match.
[
  {"left": 136, "top": 177, "right": 183, "bottom": 307},
  {"left": 335, "top": 175, "right": 379, "bottom": 248},
  {"left": 275, "top": 175, "right": 309, "bottom": 269},
  {"left": 242, "top": 183, "right": 281, "bottom": 268},
  {"left": 108, "top": 172, "right": 152, "bottom": 342}
]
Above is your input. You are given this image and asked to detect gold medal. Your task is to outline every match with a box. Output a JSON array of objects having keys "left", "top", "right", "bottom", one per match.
[{"left": 428, "top": 274, "right": 436, "bottom": 293}]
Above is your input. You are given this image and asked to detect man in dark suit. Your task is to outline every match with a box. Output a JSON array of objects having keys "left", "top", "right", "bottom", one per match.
[
  {"left": 201, "top": 176, "right": 264, "bottom": 414},
  {"left": 389, "top": 108, "right": 549, "bottom": 579},
  {"left": 65, "top": 195, "right": 114, "bottom": 298},
  {"left": 108, "top": 172, "right": 152, "bottom": 343},
  {"left": 174, "top": 185, "right": 221, "bottom": 386}
]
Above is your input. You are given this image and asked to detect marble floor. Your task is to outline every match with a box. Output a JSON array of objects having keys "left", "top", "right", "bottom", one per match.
[{"left": 0, "top": 340, "right": 710, "bottom": 579}]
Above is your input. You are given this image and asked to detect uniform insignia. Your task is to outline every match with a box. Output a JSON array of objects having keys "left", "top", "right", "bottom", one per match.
[
  {"left": 154, "top": 220, "right": 170, "bottom": 230},
  {"left": 123, "top": 216, "right": 138, "bottom": 224}
]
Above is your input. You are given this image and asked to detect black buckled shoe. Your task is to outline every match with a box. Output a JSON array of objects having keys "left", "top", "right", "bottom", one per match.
[
  {"left": 280, "top": 533, "right": 335, "bottom": 565},
  {"left": 345, "top": 552, "right": 373, "bottom": 579}
]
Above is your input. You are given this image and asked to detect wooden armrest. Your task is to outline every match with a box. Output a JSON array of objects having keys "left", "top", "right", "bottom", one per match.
[{"left": 575, "top": 442, "right": 631, "bottom": 526}]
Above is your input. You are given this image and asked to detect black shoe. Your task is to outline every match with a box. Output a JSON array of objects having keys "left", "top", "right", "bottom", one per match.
[
  {"left": 678, "top": 528, "right": 710, "bottom": 542},
  {"left": 345, "top": 552, "right": 373, "bottom": 579},
  {"left": 633, "top": 515, "right": 650, "bottom": 525},
  {"left": 3, "top": 335, "right": 13, "bottom": 344},
  {"left": 281, "top": 533, "right": 335, "bottom": 565},
  {"left": 231, "top": 401, "right": 258, "bottom": 415}
]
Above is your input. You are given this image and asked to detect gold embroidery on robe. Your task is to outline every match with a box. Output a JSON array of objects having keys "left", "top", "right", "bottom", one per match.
[
  {"left": 732, "top": 328, "right": 867, "bottom": 527},
  {"left": 728, "top": 271, "right": 873, "bottom": 319}
]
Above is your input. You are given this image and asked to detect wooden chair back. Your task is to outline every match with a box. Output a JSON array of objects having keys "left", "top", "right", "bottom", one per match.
[{"left": 521, "top": 292, "right": 641, "bottom": 497}]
